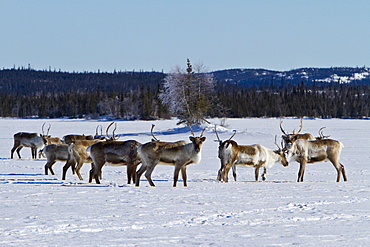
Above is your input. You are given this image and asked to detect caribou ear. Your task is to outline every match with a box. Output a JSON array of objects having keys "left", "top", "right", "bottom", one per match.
[
  {"left": 189, "top": 136, "right": 195, "bottom": 142},
  {"left": 200, "top": 137, "right": 206, "bottom": 142}
]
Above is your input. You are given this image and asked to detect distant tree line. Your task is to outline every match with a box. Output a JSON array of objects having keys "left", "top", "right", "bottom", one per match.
[
  {"left": 0, "top": 67, "right": 369, "bottom": 120},
  {"left": 0, "top": 83, "right": 167, "bottom": 120},
  {"left": 216, "top": 81, "right": 369, "bottom": 119},
  {"left": 0, "top": 67, "right": 164, "bottom": 95}
]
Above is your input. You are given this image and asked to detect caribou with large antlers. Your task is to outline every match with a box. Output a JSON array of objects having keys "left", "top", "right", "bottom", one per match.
[
  {"left": 285, "top": 135, "right": 347, "bottom": 182},
  {"left": 87, "top": 122, "right": 142, "bottom": 184},
  {"left": 215, "top": 126, "right": 288, "bottom": 182},
  {"left": 88, "top": 139, "right": 142, "bottom": 184},
  {"left": 136, "top": 126, "right": 206, "bottom": 187}
]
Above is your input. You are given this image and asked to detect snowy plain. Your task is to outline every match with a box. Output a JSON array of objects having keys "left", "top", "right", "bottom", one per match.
[{"left": 0, "top": 117, "right": 369, "bottom": 247}]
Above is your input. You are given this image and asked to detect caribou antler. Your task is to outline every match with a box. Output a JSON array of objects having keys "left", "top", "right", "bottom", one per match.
[
  {"left": 274, "top": 135, "right": 281, "bottom": 150},
  {"left": 214, "top": 125, "right": 221, "bottom": 143},
  {"left": 296, "top": 118, "right": 303, "bottom": 134},
  {"left": 188, "top": 124, "right": 195, "bottom": 137},
  {"left": 318, "top": 127, "right": 325, "bottom": 139},
  {"left": 47, "top": 124, "right": 51, "bottom": 136},
  {"left": 228, "top": 130, "right": 237, "bottom": 141},
  {"left": 279, "top": 118, "right": 288, "bottom": 135},
  {"left": 200, "top": 128, "right": 206, "bottom": 138},
  {"left": 187, "top": 123, "right": 206, "bottom": 137},
  {"left": 214, "top": 125, "right": 236, "bottom": 143},
  {"left": 151, "top": 124, "right": 160, "bottom": 141},
  {"left": 292, "top": 118, "right": 303, "bottom": 134},
  {"left": 106, "top": 122, "right": 114, "bottom": 138},
  {"left": 281, "top": 118, "right": 303, "bottom": 135},
  {"left": 42, "top": 122, "right": 51, "bottom": 136},
  {"left": 112, "top": 123, "right": 117, "bottom": 140},
  {"left": 274, "top": 135, "right": 286, "bottom": 151},
  {"left": 106, "top": 122, "right": 118, "bottom": 140},
  {"left": 95, "top": 125, "right": 103, "bottom": 137},
  {"left": 317, "top": 127, "right": 330, "bottom": 140}
]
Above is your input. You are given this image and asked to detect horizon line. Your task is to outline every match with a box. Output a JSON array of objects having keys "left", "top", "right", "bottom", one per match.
[{"left": 1, "top": 64, "right": 369, "bottom": 74}]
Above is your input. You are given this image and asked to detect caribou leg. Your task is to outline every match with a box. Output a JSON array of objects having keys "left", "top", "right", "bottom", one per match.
[
  {"left": 262, "top": 167, "right": 267, "bottom": 181},
  {"left": 144, "top": 164, "right": 157, "bottom": 187},
  {"left": 16, "top": 146, "right": 23, "bottom": 159},
  {"left": 181, "top": 166, "right": 187, "bottom": 187},
  {"left": 232, "top": 164, "right": 237, "bottom": 181},
  {"left": 297, "top": 161, "right": 306, "bottom": 182},
  {"left": 135, "top": 165, "right": 147, "bottom": 186},
  {"left": 45, "top": 160, "right": 56, "bottom": 175}
]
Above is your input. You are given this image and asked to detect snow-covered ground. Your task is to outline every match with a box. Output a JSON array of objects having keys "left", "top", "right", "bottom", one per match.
[{"left": 0, "top": 118, "right": 369, "bottom": 246}]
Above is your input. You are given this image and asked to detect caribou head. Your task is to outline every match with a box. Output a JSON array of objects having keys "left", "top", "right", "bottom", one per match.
[{"left": 280, "top": 118, "right": 315, "bottom": 148}]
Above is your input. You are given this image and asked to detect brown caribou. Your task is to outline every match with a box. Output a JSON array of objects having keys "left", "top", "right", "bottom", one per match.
[
  {"left": 215, "top": 126, "right": 288, "bottom": 182},
  {"left": 285, "top": 135, "right": 347, "bottom": 182},
  {"left": 44, "top": 144, "right": 76, "bottom": 176},
  {"left": 136, "top": 127, "right": 206, "bottom": 187},
  {"left": 86, "top": 122, "right": 142, "bottom": 184}
]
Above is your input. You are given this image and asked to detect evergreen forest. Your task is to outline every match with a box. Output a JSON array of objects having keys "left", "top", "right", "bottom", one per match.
[{"left": 0, "top": 67, "right": 369, "bottom": 120}]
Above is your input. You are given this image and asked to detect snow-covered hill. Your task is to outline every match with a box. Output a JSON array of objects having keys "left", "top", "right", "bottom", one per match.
[{"left": 213, "top": 67, "right": 370, "bottom": 86}]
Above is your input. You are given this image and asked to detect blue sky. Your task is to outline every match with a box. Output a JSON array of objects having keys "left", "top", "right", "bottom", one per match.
[{"left": 1, "top": 0, "right": 369, "bottom": 73}]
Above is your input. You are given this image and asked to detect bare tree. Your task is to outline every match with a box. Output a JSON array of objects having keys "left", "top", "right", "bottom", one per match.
[
  {"left": 98, "top": 97, "right": 122, "bottom": 118},
  {"left": 159, "top": 59, "right": 215, "bottom": 125}
]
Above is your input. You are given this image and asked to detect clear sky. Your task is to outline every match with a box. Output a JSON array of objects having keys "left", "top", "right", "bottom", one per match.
[{"left": 1, "top": 0, "right": 369, "bottom": 73}]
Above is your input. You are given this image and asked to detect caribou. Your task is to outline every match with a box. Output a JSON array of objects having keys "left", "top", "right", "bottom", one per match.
[
  {"left": 10, "top": 123, "right": 50, "bottom": 159},
  {"left": 88, "top": 139, "right": 142, "bottom": 184},
  {"left": 285, "top": 136, "right": 347, "bottom": 182},
  {"left": 11, "top": 132, "right": 47, "bottom": 159},
  {"left": 38, "top": 123, "right": 63, "bottom": 158},
  {"left": 136, "top": 127, "right": 206, "bottom": 187},
  {"left": 44, "top": 144, "right": 76, "bottom": 176},
  {"left": 215, "top": 127, "right": 237, "bottom": 181},
  {"left": 215, "top": 126, "right": 288, "bottom": 182},
  {"left": 62, "top": 123, "right": 116, "bottom": 180},
  {"left": 87, "top": 122, "right": 142, "bottom": 184}
]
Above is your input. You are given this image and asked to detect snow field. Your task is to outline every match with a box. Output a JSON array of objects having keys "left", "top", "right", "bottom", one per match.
[{"left": 0, "top": 118, "right": 369, "bottom": 246}]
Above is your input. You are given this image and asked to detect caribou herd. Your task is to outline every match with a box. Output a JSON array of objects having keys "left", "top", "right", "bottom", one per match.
[{"left": 9, "top": 119, "right": 348, "bottom": 186}]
